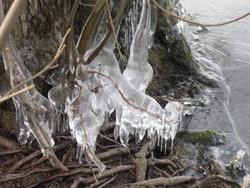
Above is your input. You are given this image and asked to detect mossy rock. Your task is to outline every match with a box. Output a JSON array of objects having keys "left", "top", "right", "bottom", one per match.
[
  {"left": 176, "top": 130, "right": 226, "bottom": 146},
  {"left": 190, "top": 175, "right": 240, "bottom": 188}
]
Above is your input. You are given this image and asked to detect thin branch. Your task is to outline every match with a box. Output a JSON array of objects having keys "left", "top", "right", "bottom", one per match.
[
  {"left": 96, "top": 147, "right": 129, "bottom": 160},
  {"left": 9, "top": 149, "right": 42, "bottom": 171},
  {"left": 75, "top": 165, "right": 133, "bottom": 185},
  {"left": 105, "top": 0, "right": 124, "bottom": 59},
  {"left": 151, "top": 0, "right": 250, "bottom": 27},
  {"left": 153, "top": 96, "right": 202, "bottom": 102},
  {"left": 2, "top": 28, "right": 71, "bottom": 97},
  {"left": 68, "top": 0, "right": 80, "bottom": 28},
  {"left": 0, "top": 168, "right": 55, "bottom": 183},
  {"left": 77, "top": 0, "right": 106, "bottom": 55},
  {"left": 87, "top": 70, "right": 165, "bottom": 120},
  {"left": 128, "top": 176, "right": 194, "bottom": 187},
  {"left": 95, "top": 175, "right": 117, "bottom": 188},
  {"left": 98, "top": 133, "right": 122, "bottom": 146},
  {"left": 79, "top": 2, "right": 95, "bottom": 7},
  {"left": 0, "top": 84, "right": 35, "bottom": 103},
  {"left": 84, "top": 0, "right": 128, "bottom": 65},
  {"left": 27, "top": 167, "right": 99, "bottom": 188},
  {"left": 0, "top": 0, "right": 28, "bottom": 51}
]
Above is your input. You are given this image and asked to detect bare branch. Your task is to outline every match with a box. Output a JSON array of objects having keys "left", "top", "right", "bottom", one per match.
[
  {"left": 0, "top": 84, "right": 35, "bottom": 104},
  {"left": 2, "top": 28, "right": 71, "bottom": 97},
  {"left": 151, "top": 0, "right": 250, "bottom": 27},
  {"left": 0, "top": 0, "right": 28, "bottom": 51},
  {"left": 77, "top": 0, "right": 106, "bottom": 55}
]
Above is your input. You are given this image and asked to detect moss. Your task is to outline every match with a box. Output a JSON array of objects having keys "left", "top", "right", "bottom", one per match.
[{"left": 176, "top": 130, "right": 226, "bottom": 146}]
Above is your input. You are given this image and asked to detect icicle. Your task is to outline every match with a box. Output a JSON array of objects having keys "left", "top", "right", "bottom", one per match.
[
  {"left": 48, "top": 83, "right": 72, "bottom": 133},
  {"left": 148, "top": 3, "right": 158, "bottom": 48},
  {"left": 123, "top": 0, "right": 153, "bottom": 93}
]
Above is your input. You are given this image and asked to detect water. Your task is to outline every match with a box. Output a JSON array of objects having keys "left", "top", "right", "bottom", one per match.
[{"left": 179, "top": 0, "right": 250, "bottom": 169}]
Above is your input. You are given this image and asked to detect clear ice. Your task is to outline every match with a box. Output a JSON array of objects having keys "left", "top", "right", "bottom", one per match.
[
  {"left": 2, "top": 39, "right": 55, "bottom": 155},
  {"left": 65, "top": 0, "right": 184, "bottom": 155},
  {"left": 1, "top": 0, "right": 185, "bottom": 171}
]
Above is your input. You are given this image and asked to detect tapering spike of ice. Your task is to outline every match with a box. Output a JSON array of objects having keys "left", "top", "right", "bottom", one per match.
[
  {"left": 148, "top": 3, "right": 158, "bottom": 48},
  {"left": 48, "top": 83, "right": 72, "bottom": 133},
  {"left": 123, "top": 0, "right": 153, "bottom": 93}
]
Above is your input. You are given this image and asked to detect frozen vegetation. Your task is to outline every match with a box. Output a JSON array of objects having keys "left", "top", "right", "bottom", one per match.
[{"left": 2, "top": 0, "right": 186, "bottom": 171}]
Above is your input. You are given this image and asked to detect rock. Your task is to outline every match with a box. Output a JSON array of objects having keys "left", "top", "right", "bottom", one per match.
[{"left": 176, "top": 130, "right": 226, "bottom": 146}]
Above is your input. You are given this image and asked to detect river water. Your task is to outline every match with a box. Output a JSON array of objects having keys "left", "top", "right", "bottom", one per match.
[{"left": 179, "top": 0, "right": 250, "bottom": 169}]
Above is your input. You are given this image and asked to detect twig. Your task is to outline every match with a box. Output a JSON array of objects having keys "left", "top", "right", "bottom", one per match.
[
  {"left": 98, "top": 133, "right": 122, "bottom": 146},
  {"left": 127, "top": 176, "right": 194, "bottom": 187},
  {"left": 152, "top": 166, "right": 171, "bottom": 178},
  {"left": 87, "top": 70, "right": 163, "bottom": 119},
  {"left": 105, "top": 0, "right": 124, "bottom": 59},
  {"left": 22, "top": 144, "right": 68, "bottom": 170},
  {"left": 84, "top": 0, "right": 128, "bottom": 65},
  {"left": 79, "top": 2, "right": 95, "bottom": 7},
  {"left": 9, "top": 144, "right": 68, "bottom": 171},
  {"left": 9, "top": 149, "right": 42, "bottom": 171},
  {"left": 0, "top": 168, "right": 55, "bottom": 183},
  {"left": 3, "top": 28, "right": 71, "bottom": 97},
  {"left": 148, "top": 158, "right": 177, "bottom": 169},
  {"left": 96, "top": 147, "right": 129, "bottom": 160},
  {"left": 0, "top": 148, "right": 32, "bottom": 156},
  {"left": 74, "top": 165, "right": 133, "bottom": 185},
  {"left": 77, "top": 0, "right": 106, "bottom": 55},
  {"left": 27, "top": 167, "right": 99, "bottom": 188},
  {"left": 153, "top": 96, "right": 202, "bottom": 102},
  {"left": 151, "top": 0, "right": 250, "bottom": 27},
  {"left": 0, "top": 0, "right": 28, "bottom": 51},
  {"left": 94, "top": 175, "right": 117, "bottom": 188},
  {"left": 0, "top": 84, "right": 35, "bottom": 103}
]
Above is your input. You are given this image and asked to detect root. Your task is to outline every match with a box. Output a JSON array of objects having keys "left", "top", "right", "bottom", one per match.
[{"left": 126, "top": 176, "right": 194, "bottom": 187}]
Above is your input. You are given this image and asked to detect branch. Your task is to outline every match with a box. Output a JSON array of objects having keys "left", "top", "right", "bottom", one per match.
[
  {"left": 0, "top": 0, "right": 28, "bottom": 51},
  {"left": 74, "top": 165, "right": 133, "bottom": 185},
  {"left": 84, "top": 0, "right": 128, "bottom": 65},
  {"left": 151, "top": 0, "right": 250, "bottom": 27},
  {"left": 87, "top": 70, "right": 163, "bottom": 119},
  {"left": 0, "top": 84, "right": 35, "bottom": 103},
  {"left": 2, "top": 28, "right": 71, "bottom": 97},
  {"left": 77, "top": 0, "right": 106, "bottom": 55},
  {"left": 127, "top": 176, "right": 194, "bottom": 187}
]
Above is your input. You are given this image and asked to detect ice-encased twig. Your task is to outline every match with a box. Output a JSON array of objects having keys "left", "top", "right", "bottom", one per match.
[
  {"left": 2, "top": 39, "right": 67, "bottom": 171},
  {"left": 123, "top": 0, "right": 153, "bottom": 93},
  {"left": 65, "top": 1, "right": 128, "bottom": 171},
  {"left": 87, "top": 67, "right": 183, "bottom": 147}
]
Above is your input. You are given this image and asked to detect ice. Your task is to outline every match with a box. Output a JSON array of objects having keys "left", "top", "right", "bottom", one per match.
[
  {"left": 148, "top": 3, "right": 158, "bottom": 48},
  {"left": 123, "top": 0, "right": 153, "bottom": 93},
  {"left": 62, "top": 0, "right": 184, "bottom": 163},
  {"left": 48, "top": 83, "right": 72, "bottom": 133},
  {"left": 2, "top": 39, "right": 55, "bottom": 155},
  {"left": 87, "top": 66, "right": 183, "bottom": 147},
  {"left": 1, "top": 0, "right": 186, "bottom": 171}
]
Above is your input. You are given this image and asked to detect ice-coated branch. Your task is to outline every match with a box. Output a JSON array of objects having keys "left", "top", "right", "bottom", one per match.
[
  {"left": 3, "top": 29, "right": 70, "bottom": 97},
  {"left": 2, "top": 38, "right": 67, "bottom": 171}
]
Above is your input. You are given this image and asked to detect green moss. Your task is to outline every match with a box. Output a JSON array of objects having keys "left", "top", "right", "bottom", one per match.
[{"left": 176, "top": 130, "right": 226, "bottom": 146}]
